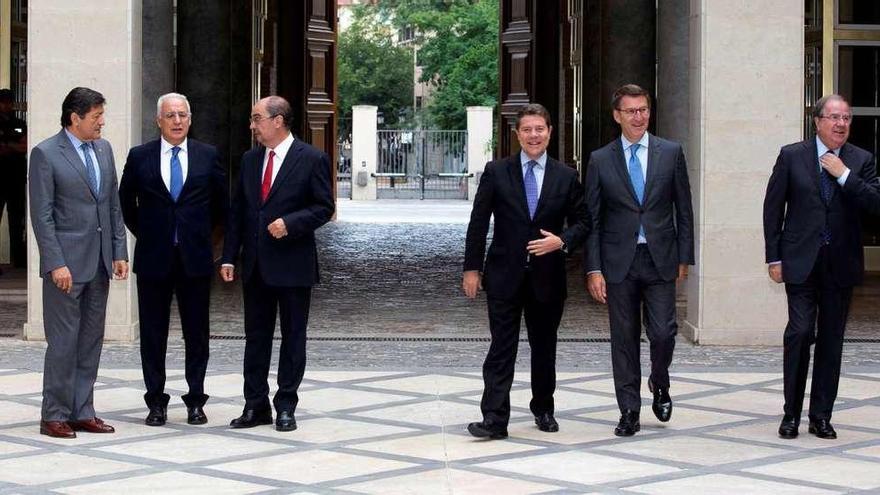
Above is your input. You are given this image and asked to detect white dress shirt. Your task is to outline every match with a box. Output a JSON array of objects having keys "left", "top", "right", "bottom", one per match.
[{"left": 262, "top": 132, "right": 295, "bottom": 186}]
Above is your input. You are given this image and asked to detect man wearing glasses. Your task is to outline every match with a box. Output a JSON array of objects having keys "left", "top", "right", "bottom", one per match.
[
  {"left": 220, "top": 96, "right": 334, "bottom": 432},
  {"left": 119, "top": 93, "right": 228, "bottom": 426},
  {"left": 764, "top": 94, "right": 880, "bottom": 440},
  {"left": 584, "top": 84, "right": 694, "bottom": 437}
]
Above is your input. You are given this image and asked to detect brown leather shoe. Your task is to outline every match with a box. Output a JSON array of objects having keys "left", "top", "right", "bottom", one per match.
[
  {"left": 68, "top": 417, "right": 115, "bottom": 434},
  {"left": 40, "top": 420, "right": 76, "bottom": 439}
]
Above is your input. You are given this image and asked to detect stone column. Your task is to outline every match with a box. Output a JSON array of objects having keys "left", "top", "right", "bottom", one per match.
[
  {"left": 26, "top": 0, "right": 142, "bottom": 341},
  {"left": 685, "top": 0, "right": 802, "bottom": 345},
  {"left": 351, "top": 105, "right": 377, "bottom": 201},
  {"left": 466, "top": 106, "right": 493, "bottom": 200}
]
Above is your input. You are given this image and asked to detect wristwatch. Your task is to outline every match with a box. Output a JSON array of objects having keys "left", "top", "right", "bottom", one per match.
[{"left": 560, "top": 240, "right": 569, "bottom": 254}]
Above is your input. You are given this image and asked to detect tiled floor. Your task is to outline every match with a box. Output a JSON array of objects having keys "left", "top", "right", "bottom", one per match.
[{"left": 1, "top": 368, "right": 878, "bottom": 494}]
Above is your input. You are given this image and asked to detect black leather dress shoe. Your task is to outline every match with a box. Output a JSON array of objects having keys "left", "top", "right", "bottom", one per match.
[
  {"left": 808, "top": 418, "right": 837, "bottom": 439},
  {"left": 649, "top": 380, "right": 672, "bottom": 422},
  {"left": 534, "top": 412, "right": 559, "bottom": 432},
  {"left": 467, "top": 421, "right": 508, "bottom": 439},
  {"left": 145, "top": 406, "right": 167, "bottom": 427},
  {"left": 275, "top": 410, "right": 297, "bottom": 432},
  {"left": 187, "top": 406, "right": 208, "bottom": 425},
  {"left": 229, "top": 409, "right": 273, "bottom": 429},
  {"left": 614, "top": 410, "right": 640, "bottom": 437},
  {"left": 778, "top": 414, "right": 799, "bottom": 439}
]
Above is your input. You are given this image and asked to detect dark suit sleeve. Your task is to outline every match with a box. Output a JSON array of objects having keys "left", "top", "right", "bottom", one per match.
[
  {"left": 583, "top": 153, "right": 603, "bottom": 273},
  {"left": 280, "top": 151, "right": 334, "bottom": 237},
  {"left": 560, "top": 170, "right": 589, "bottom": 252},
  {"left": 221, "top": 160, "right": 246, "bottom": 265},
  {"left": 208, "top": 147, "right": 229, "bottom": 229},
  {"left": 840, "top": 152, "right": 880, "bottom": 215},
  {"left": 763, "top": 148, "right": 789, "bottom": 263},
  {"left": 673, "top": 145, "right": 695, "bottom": 265},
  {"left": 118, "top": 148, "right": 139, "bottom": 237},
  {"left": 463, "top": 162, "right": 495, "bottom": 272}
]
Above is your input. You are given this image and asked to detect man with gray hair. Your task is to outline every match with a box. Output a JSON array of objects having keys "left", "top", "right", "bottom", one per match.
[
  {"left": 764, "top": 94, "right": 880, "bottom": 440},
  {"left": 119, "top": 92, "right": 227, "bottom": 426}
]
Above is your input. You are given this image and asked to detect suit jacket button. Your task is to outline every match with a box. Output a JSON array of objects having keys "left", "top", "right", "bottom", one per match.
[{"left": 97, "top": 227, "right": 102, "bottom": 232}]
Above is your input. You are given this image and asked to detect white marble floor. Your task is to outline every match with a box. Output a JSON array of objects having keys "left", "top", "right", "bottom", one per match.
[{"left": 1, "top": 368, "right": 879, "bottom": 494}]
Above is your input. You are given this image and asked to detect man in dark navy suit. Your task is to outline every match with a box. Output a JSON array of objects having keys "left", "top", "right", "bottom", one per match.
[
  {"left": 764, "top": 94, "right": 880, "bottom": 440},
  {"left": 463, "top": 103, "right": 589, "bottom": 439},
  {"left": 119, "top": 92, "right": 227, "bottom": 426},
  {"left": 220, "top": 96, "right": 334, "bottom": 432},
  {"left": 584, "top": 84, "right": 694, "bottom": 437}
]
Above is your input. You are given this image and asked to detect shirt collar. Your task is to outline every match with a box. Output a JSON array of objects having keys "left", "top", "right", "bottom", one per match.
[
  {"left": 520, "top": 150, "right": 547, "bottom": 169},
  {"left": 816, "top": 136, "right": 839, "bottom": 157},
  {"left": 269, "top": 132, "right": 295, "bottom": 161},
  {"left": 621, "top": 132, "right": 649, "bottom": 151},
  {"left": 161, "top": 137, "right": 187, "bottom": 154},
  {"left": 64, "top": 128, "right": 88, "bottom": 149}
]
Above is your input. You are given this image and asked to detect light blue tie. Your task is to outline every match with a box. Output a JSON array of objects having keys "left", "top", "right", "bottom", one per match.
[
  {"left": 628, "top": 143, "right": 646, "bottom": 239},
  {"left": 169, "top": 146, "right": 183, "bottom": 201},
  {"left": 524, "top": 160, "right": 538, "bottom": 219},
  {"left": 80, "top": 142, "right": 99, "bottom": 195}
]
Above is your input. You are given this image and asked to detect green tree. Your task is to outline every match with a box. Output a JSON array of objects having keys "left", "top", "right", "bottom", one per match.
[
  {"left": 377, "top": 0, "right": 498, "bottom": 129},
  {"left": 338, "top": 5, "right": 414, "bottom": 136}
]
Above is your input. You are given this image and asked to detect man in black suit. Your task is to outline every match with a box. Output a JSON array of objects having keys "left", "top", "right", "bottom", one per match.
[
  {"left": 463, "top": 103, "right": 589, "bottom": 439},
  {"left": 585, "top": 84, "right": 694, "bottom": 437},
  {"left": 119, "top": 92, "right": 227, "bottom": 426},
  {"left": 220, "top": 96, "right": 334, "bottom": 432},
  {"left": 764, "top": 94, "right": 880, "bottom": 440}
]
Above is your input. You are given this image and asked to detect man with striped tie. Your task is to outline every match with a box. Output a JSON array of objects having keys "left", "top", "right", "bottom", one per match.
[
  {"left": 464, "top": 103, "right": 589, "bottom": 439},
  {"left": 584, "top": 84, "right": 695, "bottom": 437},
  {"left": 119, "top": 93, "right": 228, "bottom": 427}
]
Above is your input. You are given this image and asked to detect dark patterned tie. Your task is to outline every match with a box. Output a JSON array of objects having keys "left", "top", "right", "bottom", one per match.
[
  {"left": 819, "top": 150, "right": 835, "bottom": 244},
  {"left": 524, "top": 160, "right": 538, "bottom": 219}
]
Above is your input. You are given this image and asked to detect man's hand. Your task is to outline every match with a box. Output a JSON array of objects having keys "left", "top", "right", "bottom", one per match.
[
  {"left": 586, "top": 272, "right": 607, "bottom": 304},
  {"left": 527, "top": 229, "right": 564, "bottom": 256},
  {"left": 768, "top": 263, "right": 783, "bottom": 283},
  {"left": 820, "top": 153, "right": 848, "bottom": 179},
  {"left": 268, "top": 218, "right": 288, "bottom": 239},
  {"left": 677, "top": 264, "right": 688, "bottom": 281},
  {"left": 462, "top": 270, "right": 482, "bottom": 299},
  {"left": 51, "top": 266, "right": 73, "bottom": 294},
  {"left": 220, "top": 265, "right": 235, "bottom": 282},
  {"left": 112, "top": 260, "right": 129, "bottom": 280}
]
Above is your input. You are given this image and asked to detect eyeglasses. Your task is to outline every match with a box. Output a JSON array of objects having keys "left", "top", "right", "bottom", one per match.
[
  {"left": 161, "top": 111, "right": 190, "bottom": 120},
  {"left": 249, "top": 114, "right": 278, "bottom": 124},
  {"left": 616, "top": 107, "right": 650, "bottom": 117},
  {"left": 819, "top": 113, "right": 852, "bottom": 124}
]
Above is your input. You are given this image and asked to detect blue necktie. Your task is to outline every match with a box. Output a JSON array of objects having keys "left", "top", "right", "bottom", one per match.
[
  {"left": 628, "top": 143, "right": 646, "bottom": 239},
  {"left": 170, "top": 146, "right": 183, "bottom": 201},
  {"left": 819, "top": 150, "right": 834, "bottom": 244},
  {"left": 524, "top": 160, "right": 538, "bottom": 219},
  {"left": 80, "top": 142, "right": 99, "bottom": 195}
]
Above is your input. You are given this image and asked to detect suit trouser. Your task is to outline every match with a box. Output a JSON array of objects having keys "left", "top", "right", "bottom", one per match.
[
  {"left": 783, "top": 245, "right": 851, "bottom": 421},
  {"left": 606, "top": 245, "right": 677, "bottom": 412},
  {"left": 41, "top": 264, "right": 109, "bottom": 421},
  {"left": 481, "top": 274, "right": 564, "bottom": 427},
  {"left": 242, "top": 268, "right": 311, "bottom": 413},
  {"left": 137, "top": 247, "right": 211, "bottom": 408}
]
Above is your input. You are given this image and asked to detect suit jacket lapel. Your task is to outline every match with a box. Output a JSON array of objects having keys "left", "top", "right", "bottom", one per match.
[
  {"left": 643, "top": 134, "right": 661, "bottom": 202},
  {"left": 56, "top": 131, "right": 97, "bottom": 201},
  {"left": 533, "top": 158, "right": 558, "bottom": 219},
  {"left": 176, "top": 142, "right": 196, "bottom": 201},
  {"left": 611, "top": 139, "right": 640, "bottom": 206},
  {"left": 264, "top": 139, "right": 304, "bottom": 205},
  {"left": 508, "top": 155, "right": 530, "bottom": 220},
  {"left": 149, "top": 140, "right": 172, "bottom": 201},
  {"left": 804, "top": 139, "right": 824, "bottom": 203}
]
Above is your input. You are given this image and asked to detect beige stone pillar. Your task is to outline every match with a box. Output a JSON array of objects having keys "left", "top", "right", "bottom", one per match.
[
  {"left": 25, "top": 0, "right": 142, "bottom": 341},
  {"left": 351, "top": 105, "right": 378, "bottom": 201},
  {"left": 466, "top": 106, "right": 493, "bottom": 201},
  {"left": 684, "top": 0, "right": 803, "bottom": 345}
]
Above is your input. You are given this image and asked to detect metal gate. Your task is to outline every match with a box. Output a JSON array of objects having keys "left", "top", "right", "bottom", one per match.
[
  {"left": 336, "top": 137, "right": 352, "bottom": 199},
  {"left": 375, "top": 130, "right": 469, "bottom": 199}
]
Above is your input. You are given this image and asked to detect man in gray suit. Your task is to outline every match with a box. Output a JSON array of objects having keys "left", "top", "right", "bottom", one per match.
[
  {"left": 584, "top": 84, "right": 694, "bottom": 437},
  {"left": 29, "top": 87, "right": 129, "bottom": 438}
]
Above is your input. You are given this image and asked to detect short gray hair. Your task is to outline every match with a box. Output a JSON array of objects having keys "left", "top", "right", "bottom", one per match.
[
  {"left": 812, "top": 94, "right": 848, "bottom": 120},
  {"left": 156, "top": 92, "right": 191, "bottom": 118}
]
